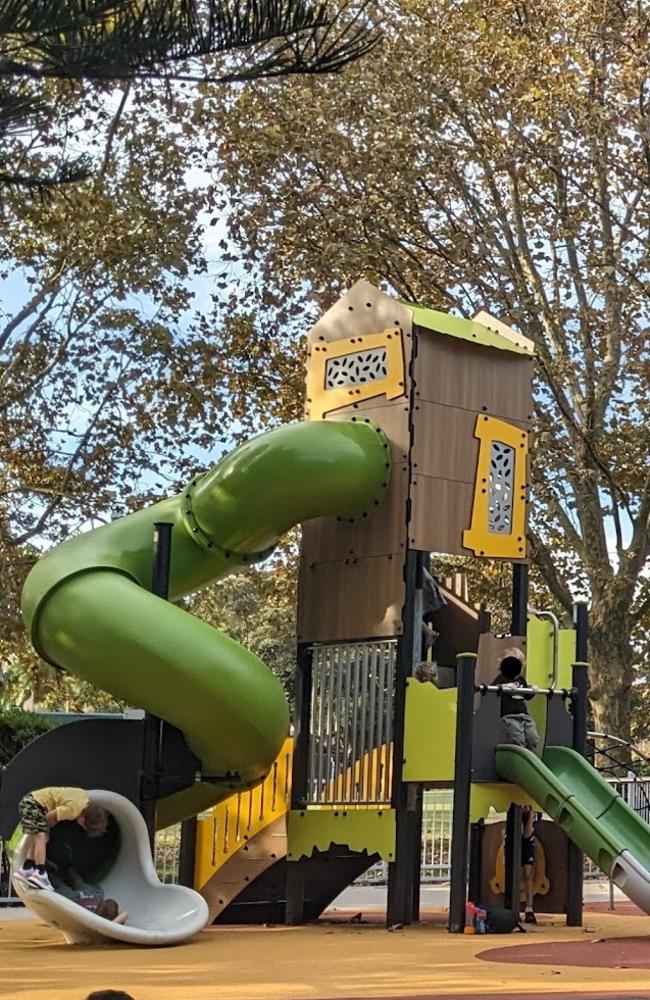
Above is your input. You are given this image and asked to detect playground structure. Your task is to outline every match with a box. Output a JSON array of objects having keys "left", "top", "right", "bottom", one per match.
[{"left": 1, "top": 279, "right": 649, "bottom": 944}]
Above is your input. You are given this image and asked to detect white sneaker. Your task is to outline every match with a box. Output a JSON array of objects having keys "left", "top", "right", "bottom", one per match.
[
  {"left": 25, "top": 870, "right": 53, "bottom": 890},
  {"left": 12, "top": 867, "right": 34, "bottom": 886}
]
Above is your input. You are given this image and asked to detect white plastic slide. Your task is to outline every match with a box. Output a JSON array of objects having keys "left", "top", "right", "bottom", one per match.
[{"left": 11, "top": 790, "right": 209, "bottom": 945}]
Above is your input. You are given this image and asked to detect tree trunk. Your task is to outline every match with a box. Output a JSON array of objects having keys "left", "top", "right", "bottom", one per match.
[{"left": 587, "top": 589, "right": 634, "bottom": 751}]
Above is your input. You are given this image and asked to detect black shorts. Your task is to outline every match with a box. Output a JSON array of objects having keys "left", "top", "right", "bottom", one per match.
[{"left": 522, "top": 837, "right": 535, "bottom": 867}]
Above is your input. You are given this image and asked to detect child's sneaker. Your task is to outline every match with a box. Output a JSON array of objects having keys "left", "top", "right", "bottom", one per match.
[
  {"left": 524, "top": 910, "right": 537, "bottom": 924},
  {"left": 12, "top": 867, "right": 34, "bottom": 887},
  {"left": 25, "top": 869, "right": 53, "bottom": 890}
]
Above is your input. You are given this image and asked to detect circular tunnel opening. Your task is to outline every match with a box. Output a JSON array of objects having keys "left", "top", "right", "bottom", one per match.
[{"left": 46, "top": 811, "right": 121, "bottom": 892}]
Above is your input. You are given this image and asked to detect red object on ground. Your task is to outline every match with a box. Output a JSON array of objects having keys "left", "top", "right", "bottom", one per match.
[{"left": 480, "top": 935, "right": 650, "bottom": 969}]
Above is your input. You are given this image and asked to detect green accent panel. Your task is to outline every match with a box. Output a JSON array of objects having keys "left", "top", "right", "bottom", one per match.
[
  {"left": 20, "top": 420, "right": 389, "bottom": 829},
  {"left": 494, "top": 745, "right": 650, "bottom": 877},
  {"left": 470, "top": 783, "right": 539, "bottom": 821},
  {"left": 287, "top": 809, "right": 395, "bottom": 862},
  {"left": 402, "top": 679, "right": 456, "bottom": 782},
  {"left": 526, "top": 618, "right": 577, "bottom": 742},
  {"left": 403, "top": 302, "right": 534, "bottom": 356}
]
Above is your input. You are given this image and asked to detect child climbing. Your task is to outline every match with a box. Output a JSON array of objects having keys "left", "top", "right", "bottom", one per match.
[
  {"left": 492, "top": 650, "right": 540, "bottom": 750},
  {"left": 13, "top": 786, "right": 109, "bottom": 890}
]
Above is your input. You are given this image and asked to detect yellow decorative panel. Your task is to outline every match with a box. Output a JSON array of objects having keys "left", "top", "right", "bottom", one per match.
[
  {"left": 463, "top": 415, "right": 528, "bottom": 559},
  {"left": 194, "top": 738, "right": 292, "bottom": 890},
  {"left": 305, "top": 329, "right": 406, "bottom": 419}
]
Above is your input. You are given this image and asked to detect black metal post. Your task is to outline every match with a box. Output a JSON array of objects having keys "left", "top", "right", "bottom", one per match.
[
  {"left": 573, "top": 601, "right": 589, "bottom": 667},
  {"left": 290, "top": 644, "right": 313, "bottom": 810},
  {"left": 511, "top": 562, "right": 529, "bottom": 637},
  {"left": 468, "top": 820, "right": 484, "bottom": 904},
  {"left": 285, "top": 642, "right": 312, "bottom": 924},
  {"left": 387, "top": 549, "right": 422, "bottom": 927},
  {"left": 285, "top": 860, "right": 306, "bottom": 926},
  {"left": 411, "top": 786, "right": 424, "bottom": 923},
  {"left": 141, "top": 521, "right": 173, "bottom": 851},
  {"left": 504, "top": 803, "right": 522, "bottom": 917},
  {"left": 567, "top": 653, "right": 589, "bottom": 926},
  {"left": 178, "top": 817, "right": 198, "bottom": 887},
  {"left": 448, "top": 653, "right": 476, "bottom": 933}
]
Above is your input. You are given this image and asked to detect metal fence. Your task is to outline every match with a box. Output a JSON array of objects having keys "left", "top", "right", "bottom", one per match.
[
  {"left": 307, "top": 641, "right": 397, "bottom": 806},
  {"left": 3, "top": 778, "right": 650, "bottom": 903}
]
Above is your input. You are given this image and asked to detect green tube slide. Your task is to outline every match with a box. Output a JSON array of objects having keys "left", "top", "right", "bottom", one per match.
[
  {"left": 21, "top": 419, "right": 390, "bottom": 828},
  {"left": 496, "top": 745, "right": 650, "bottom": 913}
]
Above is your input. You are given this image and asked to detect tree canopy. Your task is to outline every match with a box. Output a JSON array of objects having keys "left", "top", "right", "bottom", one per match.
[
  {"left": 0, "top": 0, "right": 377, "bottom": 193},
  {"left": 0, "top": 0, "right": 376, "bottom": 709},
  {"left": 193, "top": 0, "right": 650, "bottom": 738}
]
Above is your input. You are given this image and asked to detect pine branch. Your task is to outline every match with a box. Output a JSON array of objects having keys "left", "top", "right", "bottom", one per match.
[{"left": 0, "top": 1, "right": 377, "bottom": 81}]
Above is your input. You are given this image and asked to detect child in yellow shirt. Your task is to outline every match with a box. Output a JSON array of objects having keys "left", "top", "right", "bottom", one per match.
[{"left": 13, "top": 787, "right": 109, "bottom": 891}]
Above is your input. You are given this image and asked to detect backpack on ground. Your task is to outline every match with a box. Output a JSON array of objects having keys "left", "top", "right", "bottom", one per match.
[{"left": 484, "top": 907, "right": 526, "bottom": 934}]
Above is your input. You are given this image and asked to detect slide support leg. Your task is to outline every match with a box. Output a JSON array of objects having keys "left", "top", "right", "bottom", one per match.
[{"left": 448, "top": 653, "right": 477, "bottom": 932}]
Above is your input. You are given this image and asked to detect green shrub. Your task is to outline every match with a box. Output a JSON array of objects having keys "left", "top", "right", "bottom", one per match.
[{"left": 0, "top": 708, "right": 57, "bottom": 767}]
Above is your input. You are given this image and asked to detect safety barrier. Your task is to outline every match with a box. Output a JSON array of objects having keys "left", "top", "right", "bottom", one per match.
[{"left": 307, "top": 641, "right": 396, "bottom": 806}]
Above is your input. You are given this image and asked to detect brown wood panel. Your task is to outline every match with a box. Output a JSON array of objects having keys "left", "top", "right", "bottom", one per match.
[
  {"left": 412, "top": 402, "right": 480, "bottom": 484},
  {"left": 308, "top": 280, "right": 412, "bottom": 345},
  {"left": 297, "top": 553, "right": 405, "bottom": 643},
  {"left": 408, "top": 474, "right": 474, "bottom": 556},
  {"left": 479, "top": 820, "right": 568, "bottom": 914},
  {"left": 328, "top": 402, "right": 410, "bottom": 463},
  {"left": 429, "top": 587, "right": 482, "bottom": 668},
  {"left": 413, "top": 331, "right": 534, "bottom": 424},
  {"left": 301, "top": 462, "right": 408, "bottom": 564},
  {"left": 476, "top": 634, "right": 526, "bottom": 687},
  {"left": 413, "top": 401, "right": 530, "bottom": 484}
]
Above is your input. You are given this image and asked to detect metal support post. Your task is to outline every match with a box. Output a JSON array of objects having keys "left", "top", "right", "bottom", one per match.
[
  {"left": 468, "top": 820, "right": 484, "bottom": 904},
  {"left": 567, "top": 654, "right": 589, "bottom": 926},
  {"left": 511, "top": 563, "right": 529, "bottom": 637},
  {"left": 504, "top": 803, "right": 522, "bottom": 918},
  {"left": 285, "top": 859, "right": 306, "bottom": 926},
  {"left": 285, "top": 643, "right": 312, "bottom": 924},
  {"left": 178, "top": 817, "right": 198, "bottom": 888},
  {"left": 448, "top": 653, "right": 477, "bottom": 932},
  {"left": 387, "top": 549, "right": 422, "bottom": 927},
  {"left": 141, "top": 521, "right": 173, "bottom": 851}
]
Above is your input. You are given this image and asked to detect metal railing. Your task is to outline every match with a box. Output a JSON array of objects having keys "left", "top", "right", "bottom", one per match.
[
  {"left": 6, "top": 776, "right": 650, "bottom": 900},
  {"left": 307, "top": 641, "right": 396, "bottom": 806}
]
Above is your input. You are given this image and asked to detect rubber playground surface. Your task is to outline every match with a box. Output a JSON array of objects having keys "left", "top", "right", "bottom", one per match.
[{"left": 4, "top": 903, "right": 650, "bottom": 1000}]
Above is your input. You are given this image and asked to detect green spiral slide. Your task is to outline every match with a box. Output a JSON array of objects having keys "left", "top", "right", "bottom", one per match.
[{"left": 21, "top": 419, "right": 389, "bottom": 829}]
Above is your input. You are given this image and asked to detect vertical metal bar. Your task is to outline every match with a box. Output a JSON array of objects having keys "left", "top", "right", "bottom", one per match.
[
  {"left": 448, "top": 653, "right": 477, "bottom": 933},
  {"left": 504, "top": 803, "right": 522, "bottom": 916},
  {"left": 574, "top": 601, "right": 589, "bottom": 665},
  {"left": 387, "top": 547, "right": 422, "bottom": 928},
  {"left": 292, "top": 643, "right": 313, "bottom": 809},
  {"left": 567, "top": 657, "right": 588, "bottom": 926},
  {"left": 178, "top": 817, "right": 197, "bottom": 888},
  {"left": 367, "top": 645, "right": 378, "bottom": 801},
  {"left": 342, "top": 646, "right": 353, "bottom": 802},
  {"left": 358, "top": 645, "right": 369, "bottom": 802},
  {"left": 350, "top": 645, "right": 361, "bottom": 801},
  {"left": 142, "top": 521, "right": 173, "bottom": 850},
  {"left": 324, "top": 649, "right": 334, "bottom": 803},
  {"left": 386, "top": 641, "right": 396, "bottom": 798},
  {"left": 511, "top": 562, "right": 529, "bottom": 636},
  {"left": 307, "top": 652, "right": 318, "bottom": 805},
  {"left": 333, "top": 646, "right": 344, "bottom": 802},
  {"left": 315, "top": 651, "right": 325, "bottom": 804},
  {"left": 375, "top": 644, "right": 387, "bottom": 802}
]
